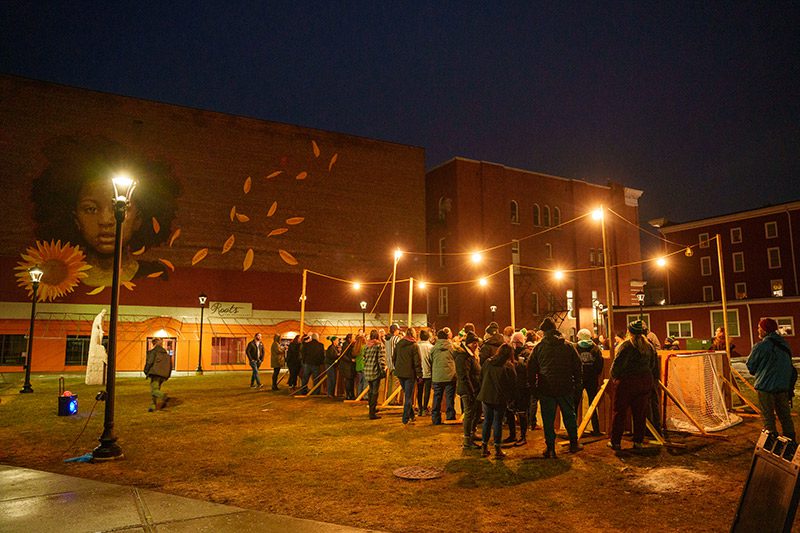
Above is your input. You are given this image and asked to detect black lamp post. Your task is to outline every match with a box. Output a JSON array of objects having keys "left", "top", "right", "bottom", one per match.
[
  {"left": 92, "top": 174, "right": 136, "bottom": 461},
  {"left": 196, "top": 293, "right": 207, "bottom": 375},
  {"left": 636, "top": 290, "right": 645, "bottom": 320},
  {"left": 360, "top": 301, "right": 367, "bottom": 332},
  {"left": 20, "top": 265, "right": 43, "bottom": 394},
  {"left": 490, "top": 305, "right": 497, "bottom": 324}
]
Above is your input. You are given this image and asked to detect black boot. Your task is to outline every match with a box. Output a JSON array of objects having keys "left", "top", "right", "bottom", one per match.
[
  {"left": 569, "top": 438, "right": 584, "bottom": 453},
  {"left": 494, "top": 445, "right": 507, "bottom": 459},
  {"left": 463, "top": 436, "right": 479, "bottom": 449},
  {"left": 543, "top": 443, "right": 556, "bottom": 458},
  {"left": 481, "top": 443, "right": 490, "bottom": 457}
]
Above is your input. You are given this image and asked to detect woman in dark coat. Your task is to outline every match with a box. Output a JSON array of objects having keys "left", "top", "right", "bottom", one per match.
[
  {"left": 476, "top": 343, "right": 517, "bottom": 459},
  {"left": 286, "top": 335, "right": 302, "bottom": 390},
  {"left": 339, "top": 333, "right": 356, "bottom": 400}
]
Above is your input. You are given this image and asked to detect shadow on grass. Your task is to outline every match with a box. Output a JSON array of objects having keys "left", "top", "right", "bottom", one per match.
[{"left": 445, "top": 454, "right": 571, "bottom": 488}]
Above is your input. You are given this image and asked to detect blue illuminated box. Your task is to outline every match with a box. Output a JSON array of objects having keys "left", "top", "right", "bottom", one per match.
[{"left": 58, "top": 395, "right": 78, "bottom": 416}]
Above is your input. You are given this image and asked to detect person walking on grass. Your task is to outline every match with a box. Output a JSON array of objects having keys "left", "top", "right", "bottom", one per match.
[
  {"left": 363, "top": 329, "right": 387, "bottom": 419},
  {"left": 144, "top": 337, "right": 172, "bottom": 412},
  {"left": 246, "top": 332, "right": 265, "bottom": 389},
  {"left": 300, "top": 333, "right": 325, "bottom": 395},
  {"left": 270, "top": 334, "right": 286, "bottom": 391},
  {"left": 477, "top": 343, "right": 516, "bottom": 459},
  {"left": 393, "top": 327, "right": 422, "bottom": 425},
  {"left": 747, "top": 317, "right": 796, "bottom": 441}
]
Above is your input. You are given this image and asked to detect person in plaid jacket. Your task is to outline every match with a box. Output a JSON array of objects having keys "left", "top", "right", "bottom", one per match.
[{"left": 363, "top": 329, "right": 388, "bottom": 419}]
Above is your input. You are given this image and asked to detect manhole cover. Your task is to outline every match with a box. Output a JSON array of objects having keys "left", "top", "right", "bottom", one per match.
[{"left": 393, "top": 466, "right": 444, "bottom": 480}]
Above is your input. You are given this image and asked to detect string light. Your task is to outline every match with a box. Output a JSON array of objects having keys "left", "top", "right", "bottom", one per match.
[
  {"left": 553, "top": 270, "right": 565, "bottom": 281},
  {"left": 417, "top": 281, "right": 427, "bottom": 290},
  {"left": 470, "top": 251, "right": 482, "bottom": 264},
  {"left": 591, "top": 207, "right": 603, "bottom": 221},
  {"left": 478, "top": 277, "right": 488, "bottom": 287},
  {"left": 394, "top": 249, "right": 403, "bottom": 260},
  {"left": 352, "top": 282, "right": 361, "bottom": 290},
  {"left": 656, "top": 257, "right": 667, "bottom": 267}
]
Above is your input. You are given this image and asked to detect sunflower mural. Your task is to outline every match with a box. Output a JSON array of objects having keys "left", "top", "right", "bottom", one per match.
[{"left": 14, "top": 240, "right": 90, "bottom": 301}]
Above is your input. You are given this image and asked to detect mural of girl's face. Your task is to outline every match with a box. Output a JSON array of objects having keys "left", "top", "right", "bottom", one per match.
[{"left": 74, "top": 179, "right": 141, "bottom": 255}]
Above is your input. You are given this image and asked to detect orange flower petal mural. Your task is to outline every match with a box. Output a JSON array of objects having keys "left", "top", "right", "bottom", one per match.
[
  {"left": 295, "top": 171, "right": 308, "bottom": 180},
  {"left": 312, "top": 140, "right": 320, "bottom": 158},
  {"left": 243, "top": 248, "right": 254, "bottom": 271},
  {"left": 244, "top": 176, "right": 252, "bottom": 193},
  {"left": 158, "top": 258, "right": 175, "bottom": 271},
  {"left": 191, "top": 248, "right": 208, "bottom": 265},
  {"left": 222, "top": 235, "right": 235, "bottom": 254},
  {"left": 267, "top": 201, "right": 277, "bottom": 217},
  {"left": 266, "top": 171, "right": 282, "bottom": 179},
  {"left": 268, "top": 228, "right": 288, "bottom": 237},
  {"left": 152, "top": 217, "right": 161, "bottom": 234},
  {"left": 286, "top": 217, "right": 304, "bottom": 225},
  {"left": 279, "top": 249, "right": 298, "bottom": 265},
  {"left": 235, "top": 213, "right": 250, "bottom": 223},
  {"left": 87, "top": 286, "right": 105, "bottom": 295},
  {"left": 328, "top": 153, "right": 338, "bottom": 171},
  {"left": 122, "top": 281, "right": 136, "bottom": 291},
  {"left": 132, "top": 246, "right": 146, "bottom": 256},
  {"left": 168, "top": 228, "right": 181, "bottom": 247},
  {"left": 147, "top": 271, "right": 164, "bottom": 278},
  {"left": 230, "top": 206, "right": 236, "bottom": 221}
]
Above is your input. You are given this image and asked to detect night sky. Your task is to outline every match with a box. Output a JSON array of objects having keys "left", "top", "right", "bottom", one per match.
[{"left": 2, "top": 2, "right": 798, "bottom": 231}]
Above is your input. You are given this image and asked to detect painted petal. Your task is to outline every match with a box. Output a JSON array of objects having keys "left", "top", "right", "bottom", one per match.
[
  {"left": 279, "top": 249, "right": 298, "bottom": 266},
  {"left": 236, "top": 213, "right": 250, "bottom": 223},
  {"left": 328, "top": 153, "right": 338, "bottom": 171},
  {"left": 222, "top": 235, "right": 235, "bottom": 254},
  {"left": 244, "top": 176, "right": 252, "bottom": 193},
  {"left": 312, "top": 140, "right": 320, "bottom": 158},
  {"left": 152, "top": 217, "right": 161, "bottom": 234},
  {"left": 266, "top": 171, "right": 282, "bottom": 179},
  {"left": 285, "top": 217, "right": 304, "bottom": 225},
  {"left": 230, "top": 206, "right": 237, "bottom": 221},
  {"left": 295, "top": 171, "right": 308, "bottom": 180},
  {"left": 168, "top": 228, "right": 181, "bottom": 247},
  {"left": 87, "top": 286, "right": 105, "bottom": 295},
  {"left": 147, "top": 271, "right": 164, "bottom": 278},
  {"left": 122, "top": 281, "right": 136, "bottom": 291},
  {"left": 192, "top": 248, "right": 209, "bottom": 265},
  {"left": 158, "top": 258, "right": 175, "bottom": 271},
  {"left": 268, "top": 228, "right": 288, "bottom": 237},
  {"left": 267, "top": 201, "right": 277, "bottom": 217},
  {"left": 243, "top": 248, "right": 254, "bottom": 271},
  {"left": 132, "top": 246, "right": 146, "bottom": 256}
]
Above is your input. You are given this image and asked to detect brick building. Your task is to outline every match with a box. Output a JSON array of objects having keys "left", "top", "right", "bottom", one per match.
[
  {"left": 0, "top": 75, "right": 426, "bottom": 372},
  {"left": 425, "top": 157, "right": 644, "bottom": 336}
]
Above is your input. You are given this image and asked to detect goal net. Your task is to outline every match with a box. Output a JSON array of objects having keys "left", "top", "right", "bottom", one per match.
[{"left": 664, "top": 351, "right": 742, "bottom": 433}]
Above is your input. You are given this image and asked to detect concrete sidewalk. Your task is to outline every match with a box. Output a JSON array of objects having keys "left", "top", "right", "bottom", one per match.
[{"left": 0, "top": 464, "right": 377, "bottom": 533}]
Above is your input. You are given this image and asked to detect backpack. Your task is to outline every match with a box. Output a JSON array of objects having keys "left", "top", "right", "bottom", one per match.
[
  {"left": 578, "top": 348, "right": 597, "bottom": 378},
  {"left": 768, "top": 337, "right": 797, "bottom": 402}
]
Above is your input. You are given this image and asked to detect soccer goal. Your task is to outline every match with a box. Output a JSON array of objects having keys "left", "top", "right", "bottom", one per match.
[{"left": 663, "top": 351, "right": 743, "bottom": 433}]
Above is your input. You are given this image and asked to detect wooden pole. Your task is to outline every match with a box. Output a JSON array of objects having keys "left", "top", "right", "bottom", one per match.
[
  {"left": 508, "top": 265, "right": 516, "bottom": 330},
  {"left": 388, "top": 253, "right": 399, "bottom": 328},
  {"left": 716, "top": 234, "right": 733, "bottom": 408},
  {"left": 408, "top": 277, "right": 414, "bottom": 328},
  {"left": 300, "top": 269, "right": 307, "bottom": 337},
  {"left": 600, "top": 207, "right": 615, "bottom": 352}
]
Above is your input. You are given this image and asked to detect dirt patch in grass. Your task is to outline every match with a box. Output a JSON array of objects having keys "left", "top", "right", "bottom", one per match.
[{"left": 0, "top": 372, "right": 796, "bottom": 532}]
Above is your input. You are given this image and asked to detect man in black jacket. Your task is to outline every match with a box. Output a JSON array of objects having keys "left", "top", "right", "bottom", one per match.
[
  {"left": 145, "top": 337, "right": 173, "bottom": 411},
  {"left": 528, "top": 318, "right": 583, "bottom": 457},
  {"left": 299, "top": 332, "right": 325, "bottom": 394},
  {"left": 393, "top": 328, "right": 422, "bottom": 424},
  {"left": 245, "top": 333, "right": 264, "bottom": 389},
  {"left": 479, "top": 322, "right": 504, "bottom": 364},
  {"left": 455, "top": 332, "right": 482, "bottom": 449}
]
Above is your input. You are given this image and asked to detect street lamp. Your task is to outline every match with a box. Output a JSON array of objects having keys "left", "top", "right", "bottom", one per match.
[
  {"left": 636, "top": 290, "right": 645, "bottom": 320},
  {"left": 19, "top": 266, "right": 43, "bottom": 394},
  {"left": 490, "top": 305, "right": 497, "bottom": 324},
  {"left": 196, "top": 293, "right": 207, "bottom": 375},
  {"left": 92, "top": 174, "right": 136, "bottom": 461},
  {"left": 360, "top": 301, "right": 367, "bottom": 332}
]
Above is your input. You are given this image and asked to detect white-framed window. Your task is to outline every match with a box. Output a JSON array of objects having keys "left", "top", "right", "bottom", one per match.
[
  {"left": 589, "top": 248, "right": 596, "bottom": 266},
  {"left": 437, "top": 287, "right": 449, "bottom": 315},
  {"left": 553, "top": 206, "right": 561, "bottom": 227},
  {"left": 771, "top": 279, "right": 784, "bottom": 297},
  {"left": 701, "top": 256, "right": 712, "bottom": 276},
  {"left": 667, "top": 321, "right": 693, "bottom": 338},
  {"left": 545, "top": 243, "right": 553, "bottom": 259},
  {"left": 510, "top": 201, "right": 520, "bottom": 224},
  {"left": 732, "top": 252, "right": 745, "bottom": 273},
  {"left": 711, "top": 309, "right": 740, "bottom": 337},
  {"left": 532, "top": 292, "right": 539, "bottom": 315},
  {"left": 597, "top": 250, "right": 604, "bottom": 266},
  {"left": 511, "top": 240, "right": 520, "bottom": 274},
  {"left": 699, "top": 233, "right": 710, "bottom": 248},
  {"left": 734, "top": 282, "right": 747, "bottom": 299},
  {"left": 768, "top": 247, "right": 781, "bottom": 269},
  {"left": 730, "top": 227, "right": 742, "bottom": 244},
  {"left": 438, "top": 237, "right": 446, "bottom": 267},
  {"left": 543, "top": 205, "right": 551, "bottom": 227},
  {"left": 765, "top": 221, "right": 778, "bottom": 239},
  {"left": 532, "top": 204, "right": 541, "bottom": 226},
  {"left": 626, "top": 313, "right": 651, "bottom": 326},
  {"left": 567, "top": 289, "right": 574, "bottom": 319},
  {"left": 703, "top": 285, "right": 714, "bottom": 302},
  {"left": 776, "top": 317, "right": 794, "bottom": 336}
]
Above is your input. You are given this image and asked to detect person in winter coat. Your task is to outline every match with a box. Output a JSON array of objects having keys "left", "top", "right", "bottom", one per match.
[
  {"left": 574, "top": 328, "right": 605, "bottom": 435},
  {"left": 363, "top": 329, "right": 387, "bottom": 419},
  {"left": 339, "top": 334, "right": 356, "bottom": 400},
  {"left": 479, "top": 322, "right": 504, "bottom": 364},
  {"left": 507, "top": 332, "right": 531, "bottom": 445},
  {"left": 455, "top": 331, "right": 482, "bottom": 448},
  {"left": 430, "top": 329, "right": 457, "bottom": 424},
  {"left": 528, "top": 318, "right": 583, "bottom": 457},
  {"left": 245, "top": 332, "right": 265, "bottom": 389},
  {"left": 416, "top": 329, "right": 434, "bottom": 416},
  {"left": 285, "top": 335, "right": 302, "bottom": 390},
  {"left": 324, "top": 336, "right": 340, "bottom": 398},
  {"left": 270, "top": 334, "right": 286, "bottom": 391},
  {"left": 393, "top": 328, "right": 423, "bottom": 424},
  {"left": 747, "top": 318, "right": 796, "bottom": 440},
  {"left": 608, "top": 320, "right": 660, "bottom": 450},
  {"left": 299, "top": 333, "right": 325, "bottom": 395},
  {"left": 477, "top": 343, "right": 517, "bottom": 459},
  {"left": 144, "top": 337, "right": 172, "bottom": 411}
]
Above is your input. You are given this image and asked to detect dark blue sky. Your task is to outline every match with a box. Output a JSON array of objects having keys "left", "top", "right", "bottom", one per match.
[{"left": 2, "top": 2, "right": 798, "bottom": 227}]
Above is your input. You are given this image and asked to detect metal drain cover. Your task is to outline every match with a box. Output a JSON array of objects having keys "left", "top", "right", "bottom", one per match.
[{"left": 393, "top": 466, "right": 445, "bottom": 480}]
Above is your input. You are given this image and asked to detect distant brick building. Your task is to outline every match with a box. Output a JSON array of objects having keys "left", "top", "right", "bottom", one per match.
[{"left": 425, "top": 157, "right": 644, "bottom": 337}]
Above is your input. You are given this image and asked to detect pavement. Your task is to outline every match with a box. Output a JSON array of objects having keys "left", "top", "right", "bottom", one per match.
[{"left": 0, "top": 464, "right": 378, "bottom": 533}]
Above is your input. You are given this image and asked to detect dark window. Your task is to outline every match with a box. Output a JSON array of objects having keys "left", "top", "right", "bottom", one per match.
[
  {"left": 0, "top": 334, "right": 27, "bottom": 365},
  {"left": 212, "top": 337, "right": 246, "bottom": 365},
  {"left": 65, "top": 334, "right": 108, "bottom": 366}
]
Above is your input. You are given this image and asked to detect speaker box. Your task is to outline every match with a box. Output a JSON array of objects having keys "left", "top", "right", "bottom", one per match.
[{"left": 58, "top": 395, "right": 78, "bottom": 416}]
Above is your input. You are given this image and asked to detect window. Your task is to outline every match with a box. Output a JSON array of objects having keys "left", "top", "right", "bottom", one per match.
[
  {"left": 776, "top": 317, "right": 794, "bottom": 336},
  {"left": 699, "top": 233, "right": 710, "bottom": 248},
  {"left": 703, "top": 285, "right": 714, "bottom": 302},
  {"left": 532, "top": 292, "right": 539, "bottom": 315},
  {"left": 211, "top": 337, "right": 246, "bottom": 365},
  {"left": 589, "top": 248, "right": 596, "bottom": 266},
  {"left": 732, "top": 252, "right": 745, "bottom": 273},
  {"left": 667, "top": 321, "right": 693, "bottom": 338},
  {"left": 510, "top": 201, "right": 520, "bottom": 224},
  {"left": 546, "top": 292, "right": 555, "bottom": 312},
  {"left": 543, "top": 205, "right": 551, "bottom": 227},
  {"left": 0, "top": 334, "right": 27, "bottom": 365},
  {"left": 438, "top": 237, "right": 446, "bottom": 267},
  {"left": 730, "top": 227, "right": 742, "bottom": 244},
  {"left": 765, "top": 221, "right": 778, "bottom": 239},
  {"left": 437, "top": 197, "right": 451, "bottom": 222},
  {"left": 65, "top": 334, "right": 108, "bottom": 366},
  {"left": 626, "top": 313, "right": 651, "bottom": 326},
  {"left": 771, "top": 279, "right": 784, "bottom": 297},
  {"left": 553, "top": 207, "right": 561, "bottom": 227},
  {"left": 567, "top": 290, "right": 574, "bottom": 319},
  {"left": 597, "top": 250, "right": 604, "bottom": 266},
  {"left": 768, "top": 247, "right": 781, "bottom": 269},
  {"left": 711, "top": 309, "right": 740, "bottom": 337},
  {"left": 701, "top": 256, "right": 712, "bottom": 276},
  {"left": 734, "top": 282, "right": 747, "bottom": 299},
  {"left": 511, "top": 240, "right": 520, "bottom": 274},
  {"left": 438, "top": 287, "right": 449, "bottom": 315},
  {"left": 545, "top": 243, "right": 553, "bottom": 259},
  {"left": 532, "top": 204, "right": 541, "bottom": 226}
]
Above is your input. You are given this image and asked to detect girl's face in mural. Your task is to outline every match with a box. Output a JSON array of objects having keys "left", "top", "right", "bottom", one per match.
[{"left": 74, "top": 179, "right": 141, "bottom": 255}]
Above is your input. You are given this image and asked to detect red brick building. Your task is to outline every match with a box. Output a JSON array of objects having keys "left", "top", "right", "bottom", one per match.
[{"left": 425, "top": 158, "right": 644, "bottom": 336}]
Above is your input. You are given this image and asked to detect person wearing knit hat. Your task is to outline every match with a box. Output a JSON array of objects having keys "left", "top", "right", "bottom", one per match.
[
  {"left": 539, "top": 317, "right": 556, "bottom": 332},
  {"left": 480, "top": 322, "right": 505, "bottom": 365},
  {"left": 747, "top": 317, "right": 796, "bottom": 441},
  {"left": 607, "top": 322, "right": 659, "bottom": 450},
  {"left": 574, "top": 328, "right": 605, "bottom": 436}
]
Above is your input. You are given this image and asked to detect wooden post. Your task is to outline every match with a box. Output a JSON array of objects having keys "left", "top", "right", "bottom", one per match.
[
  {"left": 508, "top": 265, "right": 516, "bottom": 330},
  {"left": 600, "top": 207, "right": 615, "bottom": 351},
  {"left": 299, "top": 269, "right": 307, "bottom": 338},
  {"left": 716, "top": 234, "right": 733, "bottom": 407},
  {"left": 408, "top": 277, "right": 414, "bottom": 328}
]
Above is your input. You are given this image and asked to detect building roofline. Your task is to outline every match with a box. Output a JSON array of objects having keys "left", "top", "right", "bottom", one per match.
[{"left": 658, "top": 199, "right": 800, "bottom": 234}]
